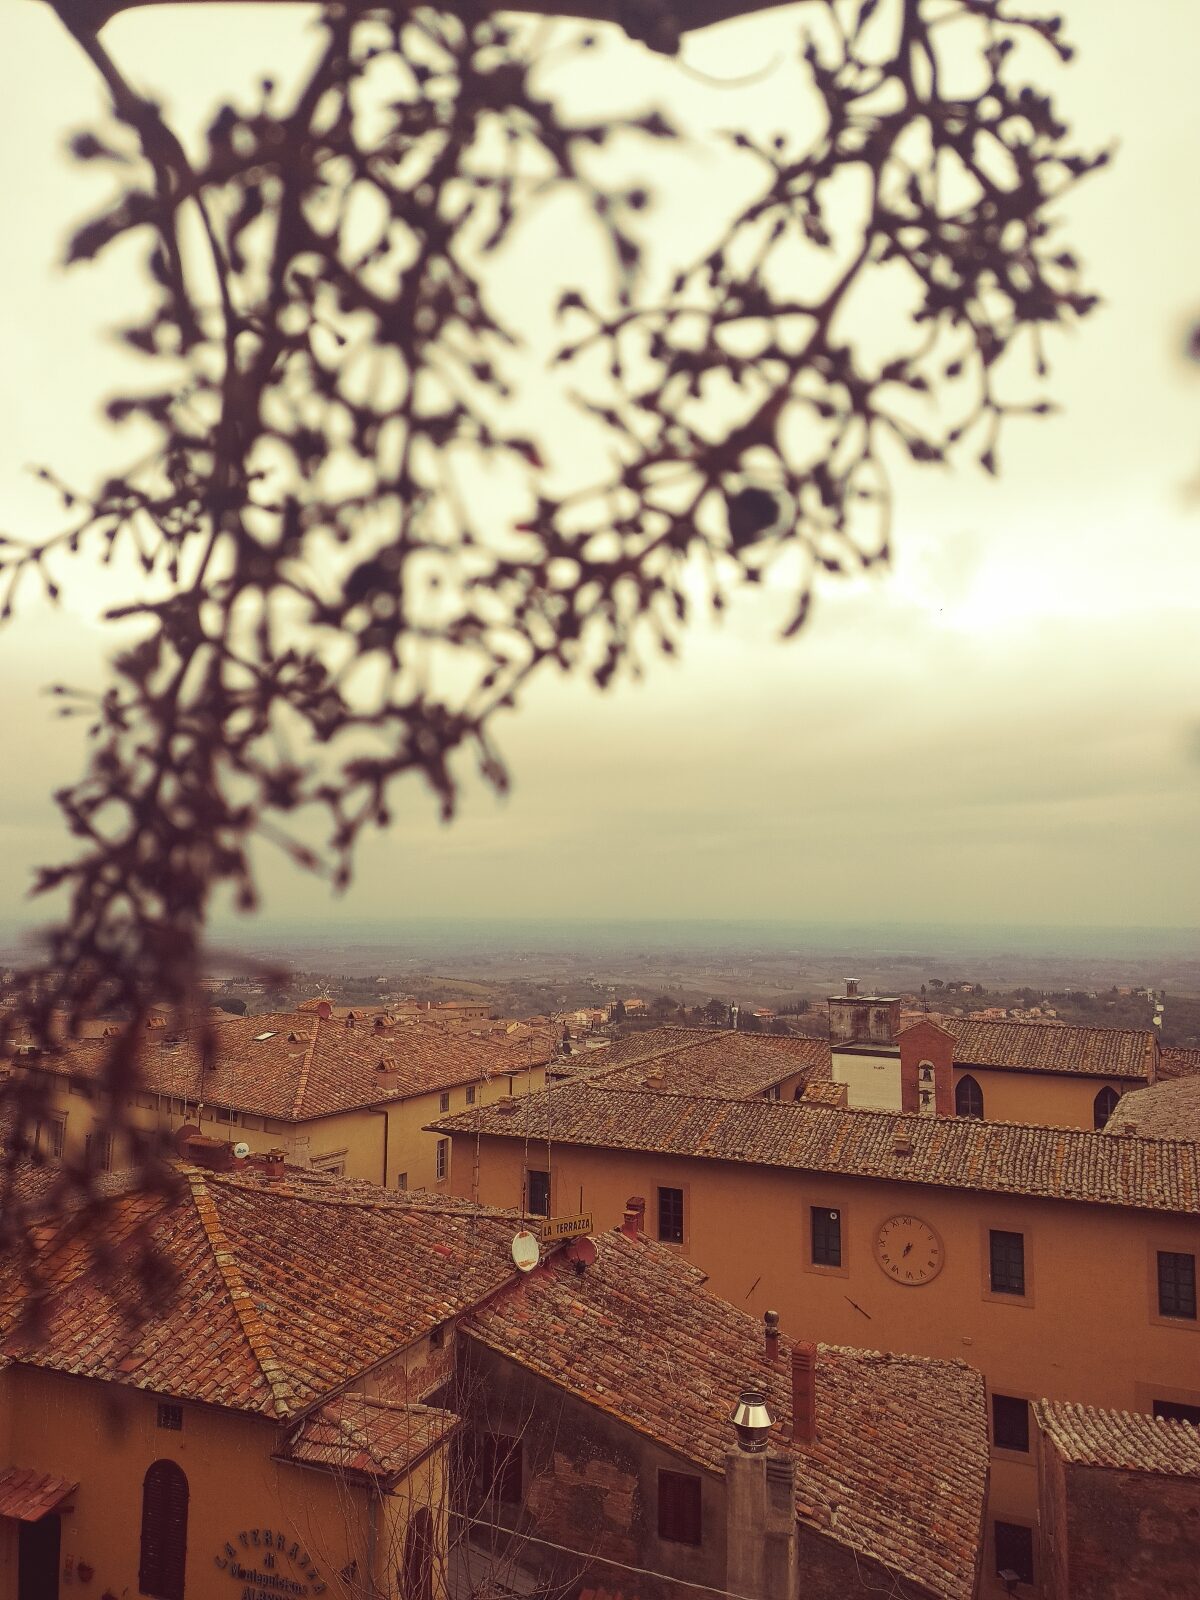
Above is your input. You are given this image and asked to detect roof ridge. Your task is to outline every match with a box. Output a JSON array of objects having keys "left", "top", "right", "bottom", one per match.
[
  {"left": 185, "top": 1171, "right": 299, "bottom": 1419},
  {"left": 289, "top": 1019, "right": 321, "bottom": 1119}
]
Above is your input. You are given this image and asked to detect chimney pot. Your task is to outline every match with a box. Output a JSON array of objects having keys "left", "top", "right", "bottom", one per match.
[
  {"left": 764, "top": 1309, "right": 780, "bottom": 1363},
  {"left": 620, "top": 1195, "right": 646, "bottom": 1238},
  {"left": 845, "top": 978, "right": 859, "bottom": 998},
  {"left": 791, "top": 1341, "right": 817, "bottom": 1444},
  {"left": 730, "top": 1388, "right": 774, "bottom": 1453}
]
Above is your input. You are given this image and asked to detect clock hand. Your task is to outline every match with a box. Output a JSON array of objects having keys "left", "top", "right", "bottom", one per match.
[{"left": 902, "top": 1242, "right": 913, "bottom": 1257}]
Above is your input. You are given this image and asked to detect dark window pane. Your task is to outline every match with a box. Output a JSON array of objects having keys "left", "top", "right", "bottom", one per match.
[
  {"left": 994, "top": 1521, "right": 1034, "bottom": 1586},
  {"left": 156, "top": 1403, "right": 183, "bottom": 1432},
  {"left": 1158, "top": 1252, "right": 1197, "bottom": 1319},
  {"left": 528, "top": 1170, "right": 550, "bottom": 1217},
  {"left": 658, "top": 1187, "right": 684, "bottom": 1245},
  {"left": 989, "top": 1230, "right": 1025, "bottom": 1296},
  {"left": 811, "top": 1207, "right": 842, "bottom": 1268},
  {"left": 991, "top": 1394, "right": 1029, "bottom": 1453},
  {"left": 1093, "top": 1086, "right": 1121, "bottom": 1129},
  {"left": 658, "top": 1470, "right": 702, "bottom": 1545},
  {"left": 1154, "top": 1400, "right": 1200, "bottom": 1425},
  {"left": 139, "top": 1460, "right": 189, "bottom": 1600},
  {"left": 955, "top": 1076, "right": 984, "bottom": 1119},
  {"left": 473, "top": 1433, "right": 523, "bottom": 1506}
]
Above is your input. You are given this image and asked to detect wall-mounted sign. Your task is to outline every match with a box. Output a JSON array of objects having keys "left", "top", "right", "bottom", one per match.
[
  {"left": 541, "top": 1212, "right": 593, "bottom": 1242},
  {"left": 214, "top": 1527, "right": 326, "bottom": 1597}
]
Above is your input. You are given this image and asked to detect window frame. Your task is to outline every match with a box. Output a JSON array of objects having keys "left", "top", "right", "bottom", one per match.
[
  {"left": 657, "top": 1469, "right": 702, "bottom": 1546},
  {"left": 955, "top": 1074, "right": 985, "bottom": 1120},
  {"left": 435, "top": 1139, "right": 448, "bottom": 1183},
  {"left": 156, "top": 1403, "right": 183, "bottom": 1432},
  {"left": 990, "top": 1392, "right": 1031, "bottom": 1455},
  {"left": 139, "top": 1458, "right": 189, "bottom": 1600},
  {"left": 1093, "top": 1084, "right": 1121, "bottom": 1130},
  {"left": 809, "top": 1205, "right": 843, "bottom": 1271},
  {"left": 657, "top": 1186, "right": 685, "bottom": 1246},
  {"left": 992, "top": 1519, "right": 1035, "bottom": 1589},
  {"left": 466, "top": 1084, "right": 476, "bottom": 1106},
  {"left": 1156, "top": 1249, "right": 1197, "bottom": 1322},
  {"left": 438, "top": 1091, "right": 451, "bottom": 1114},
  {"left": 982, "top": 1225, "right": 1033, "bottom": 1306},
  {"left": 527, "top": 1169, "right": 550, "bottom": 1218}
]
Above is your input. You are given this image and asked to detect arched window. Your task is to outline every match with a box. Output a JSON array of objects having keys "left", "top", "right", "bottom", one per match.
[
  {"left": 955, "top": 1075, "right": 984, "bottom": 1120},
  {"left": 1094, "top": 1085, "right": 1121, "bottom": 1130},
  {"left": 139, "top": 1459, "right": 188, "bottom": 1600},
  {"left": 401, "top": 1507, "right": 434, "bottom": 1600}
]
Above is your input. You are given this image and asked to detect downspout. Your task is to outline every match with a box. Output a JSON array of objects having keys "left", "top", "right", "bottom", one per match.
[
  {"left": 366, "top": 1487, "right": 380, "bottom": 1600},
  {"left": 376, "top": 1107, "right": 390, "bottom": 1188}
]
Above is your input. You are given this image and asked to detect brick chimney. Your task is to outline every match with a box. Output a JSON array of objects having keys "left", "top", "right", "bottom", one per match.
[
  {"left": 898, "top": 1019, "right": 955, "bottom": 1115},
  {"left": 726, "top": 1428, "right": 798, "bottom": 1600},
  {"left": 620, "top": 1196, "right": 645, "bottom": 1238},
  {"left": 180, "top": 1133, "right": 234, "bottom": 1173},
  {"left": 763, "top": 1309, "right": 780, "bottom": 1364},
  {"left": 791, "top": 1342, "right": 817, "bottom": 1444}
]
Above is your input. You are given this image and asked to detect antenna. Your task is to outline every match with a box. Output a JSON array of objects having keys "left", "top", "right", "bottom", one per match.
[{"left": 511, "top": 1230, "right": 540, "bottom": 1273}]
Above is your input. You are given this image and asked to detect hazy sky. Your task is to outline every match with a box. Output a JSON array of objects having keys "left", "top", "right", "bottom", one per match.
[{"left": 2, "top": 0, "right": 1199, "bottom": 933}]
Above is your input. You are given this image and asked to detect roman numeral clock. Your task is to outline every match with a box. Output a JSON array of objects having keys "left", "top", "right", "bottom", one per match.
[{"left": 874, "top": 1215, "right": 945, "bottom": 1285}]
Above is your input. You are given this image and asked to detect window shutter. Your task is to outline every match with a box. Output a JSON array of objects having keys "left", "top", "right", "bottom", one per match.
[{"left": 139, "top": 1459, "right": 189, "bottom": 1600}]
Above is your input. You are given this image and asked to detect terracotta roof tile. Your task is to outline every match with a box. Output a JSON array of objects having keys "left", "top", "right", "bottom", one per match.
[
  {"left": 1160, "top": 1047, "right": 1200, "bottom": 1082},
  {"left": 1106, "top": 1076, "right": 1200, "bottom": 1140},
  {"left": 1036, "top": 1402, "right": 1200, "bottom": 1476},
  {"left": 467, "top": 1232, "right": 987, "bottom": 1600},
  {"left": 588, "top": 1031, "right": 829, "bottom": 1099},
  {"left": 0, "top": 1168, "right": 522, "bottom": 1417},
  {"left": 907, "top": 1018, "right": 1157, "bottom": 1080},
  {"left": 0, "top": 1467, "right": 78, "bottom": 1520},
  {"left": 433, "top": 1084, "right": 1200, "bottom": 1213},
  {"left": 281, "top": 1395, "right": 456, "bottom": 1478},
  {"left": 27, "top": 1011, "right": 558, "bottom": 1122}
]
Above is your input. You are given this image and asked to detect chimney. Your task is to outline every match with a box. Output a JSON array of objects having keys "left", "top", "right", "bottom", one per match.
[
  {"left": 248, "top": 1148, "right": 286, "bottom": 1180},
  {"left": 620, "top": 1196, "right": 645, "bottom": 1238},
  {"left": 845, "top": 978, "right": 859, "bottom": 998},
  {"left": 180, "top": 1133, "right": 234, "bottom": 1173},
  {"left": 791, "top": 1342, "right": 817, "bottom": 1444},
  {"left": 725, "top": 1429, "right": 798, "bottom": 1600},
  {"left": 764, "top": 1309, "right": 780, "bottom": 1364}
]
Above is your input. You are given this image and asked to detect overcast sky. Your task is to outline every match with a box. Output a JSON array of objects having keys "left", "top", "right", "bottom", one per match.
[{"left": 2, "top": 0, "right": 1199, "bottom": 935}]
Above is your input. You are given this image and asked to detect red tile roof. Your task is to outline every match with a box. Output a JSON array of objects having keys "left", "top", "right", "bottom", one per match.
[
  {"left": 0, "top": 1466, "right": 78, "bottom": 1520},
  {"left": 466, "top": 1232, "right": 987, "bottom": 1600},
  {"left": 588, "top": 1030, "right": 830, "bottom": 1098},
  {"left": 432, "top": 1084, "right": 1200, "bottom": 1213},
  {"left": 1106, "top": 1076, "right": 1200, "bottom": 1140},
  {"left": 280, "top": 1395, "right": 456, "bottom": 1479},
  {"left": 907, "top": 1018, "right": 1157, "bottom": 1080},
  {"left": 0, "top": 1169, "right": 523, "bottom": 1418},
  {"left": 1036, "top": 1402, "right": 1200, "bottom": 1476},
  {"left": 24, "top": 1010, "right": 557, "bottom": 1122},
  {"left": 1160, "top": 1047, "right": 1200, "bottom": 1082}
]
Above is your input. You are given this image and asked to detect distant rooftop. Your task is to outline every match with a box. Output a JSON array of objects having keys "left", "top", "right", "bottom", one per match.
[
  {"left": 1036, "top": 1402, "right": 1200, "bottom": 1477},
  {"left": 902, "top": 1016, "right": 1158, "bottom": 1080}
]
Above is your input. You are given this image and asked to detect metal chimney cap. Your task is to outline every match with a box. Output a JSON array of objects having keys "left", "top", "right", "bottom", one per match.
[{"left": 731, "top": 1388, "right": 774, "bottom": 1453}]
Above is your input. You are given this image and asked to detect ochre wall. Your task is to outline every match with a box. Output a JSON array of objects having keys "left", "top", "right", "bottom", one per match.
[
  {"left": 448, "top": 1131, "right": 1200, "bottom": 1598},
  {"left": 951, "top": 1067, "right": 1130, "bottom": 1132},
  {"left": 0, "top": 1365, "right": 383, "bottom": 1600}
]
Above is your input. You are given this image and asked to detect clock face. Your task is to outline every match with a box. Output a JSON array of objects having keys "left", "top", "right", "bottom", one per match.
[{"left": 874, "top": 1214, "right": 944, "bottom": 1286}]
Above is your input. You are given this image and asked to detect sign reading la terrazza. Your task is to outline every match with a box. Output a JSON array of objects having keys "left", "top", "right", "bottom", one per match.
[{"left": 215, "top": 1527, "right": 327, "bottom": 1598}]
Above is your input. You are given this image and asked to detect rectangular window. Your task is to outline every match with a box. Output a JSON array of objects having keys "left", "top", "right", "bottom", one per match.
[
  {"left": 989, "top": 1230, "right": 1026, "bottom": 1296},
  {"left": 528, "top": 1170, "right": 550, "bottom": 1217},
  {"left": 436, "top": 1139, "right": 448, "bottom": 1182},
  {"left": 1158, "top": 1252, "right": 1197, "bottom": 1320},
  {"left": 39, "top": 1120, "right": 65, "bottom": 1160},
  {"left": 764, "top": 1084, "right": 781, "bottom": 1101},
  {"left": 439, "top": 1092, "right": 451, "bottom": 1113},
  {"left": 396, "top": 1172, "right": 408, "bottom": 1190},
  {"left": 475, "top": 1433, "right": 522, "bottom": 1505},
  {"left": 811, "top": 1207, "right": 842, "bottom": 1268},
  {"left": 466, "top": 1084, "right": 476, "bottom": 1105},
  {"left": 991, "top": 1394, "right": 1030, "bottom": 1453},
  {"left": 84, "top": 1130, "right": 112, "bottom": 1174},
  {"left": 1154, "top": 1399, "right": 1200, "bottom": 1425},
  {"left": 658, "top": 1470, "right": 702, "bottom": 1545},
  {"left": 156, "top": 1403, "right": 183, "bottom": 1431},
  {"left": 993, "top": 1521, "right": 1034, "bottom": 1587},
  {"left": 658, "top": 1187, "right": 684, "bottom": 1245}
]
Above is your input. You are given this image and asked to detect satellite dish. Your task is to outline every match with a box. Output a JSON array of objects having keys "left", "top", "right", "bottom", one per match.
[
  {"left": 232, "top": 1141, "right": 251, "bottom": 1160},
  {"left": 511, "top": 1230, "right": 540, "bottom": 1273},
  {"left": 565, "top": 1236, "right": 597, "bottom": 1269}
]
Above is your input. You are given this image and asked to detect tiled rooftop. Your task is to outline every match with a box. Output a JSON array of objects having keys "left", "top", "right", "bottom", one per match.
[
  {"left": 22, "top": 1010, "right": 558, "bottom": 1121},
  {"left": 1036, "top": 1402, "right": 1200, "bottom": 1477},
  {"left": 280, "top": 1395, "right": 456, "bottom": 1479},
  {"left": 909, "top": 1018, "right": 1158, "bottom": 1080},
  {"left": 587, "top": 1029, "right": 830, "bottom": 1099},
  {"left": 432, "top": 1084, "right": 1200, "bottom": 1213},
  {"left": 1102, "top": 1075, "right": 1200, "bottom": 1141},
  {"left": 467, "top": 1231, "right": 987, "bottom": 1600},
  {"left": 1160, "top": 1046, "right": 1200, "bottom": 1082},
  {"left": 0, "top": 1167, "right": 523, "bottom": 1417}
]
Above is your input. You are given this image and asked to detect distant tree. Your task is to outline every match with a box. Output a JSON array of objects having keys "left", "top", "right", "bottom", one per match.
[
  {"left": 769, "top": 1017, "right": 790, "bottom": 1036},
  {"left": 215, "top": 996, "right": 248, "bottom": 1016},
  {"left": 650, "top": 994, "right": 677, "bottom": 1021},
  {"left": 704, "top": 998, "right": 729, "bottom": 1027},
  {"left": 610, "top": 1001, "right": 627, "bottom": 1025}
]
